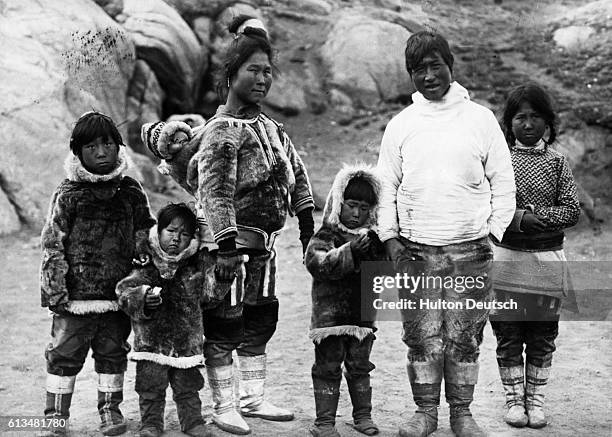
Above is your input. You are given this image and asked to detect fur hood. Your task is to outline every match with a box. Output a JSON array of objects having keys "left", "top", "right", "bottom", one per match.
[
  {"left": 148, "top": 226, "right": 200, "bottom": 279},
  {"left": 321, "top": 163, "right": 382, "bottom": 234},
  {"left": 64, "top": 147, "right": 131, "bottom": 183}
]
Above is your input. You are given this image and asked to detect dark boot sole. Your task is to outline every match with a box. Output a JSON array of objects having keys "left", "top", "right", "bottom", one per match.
[{"left": 241, "top": 411, "right": 294, "bottom": 421}]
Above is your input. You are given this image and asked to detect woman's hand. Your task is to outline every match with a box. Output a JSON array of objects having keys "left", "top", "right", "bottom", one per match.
[
  {"left": 521, "top": 213, "right": 548, "bottom": 234},
  {"left": 384, "top": 238, "right": 405, "bottom": 262},
  {"left": 215, "top": 252, "right": 244, "bottom": 282}
]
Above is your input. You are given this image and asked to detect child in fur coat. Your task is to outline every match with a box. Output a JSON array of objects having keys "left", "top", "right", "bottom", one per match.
[
  {"left": 116, "top": 203, "right": 213, "bottom": 437},
  {"left": 40, "top": 111, "right": 155, "bottom": 437},
  {"left": 305, "top": 164, "right": 385, "bottom": 437}
]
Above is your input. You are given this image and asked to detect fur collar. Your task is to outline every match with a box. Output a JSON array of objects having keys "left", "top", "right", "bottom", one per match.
[
  {"left": 64, "top": 147, "right": 131, "bottom": 183},
  {"left": 148, "top": 226, "right": 200, "bottom": 279},
  {"left": 322, "top": 163, "right": 382, "bottom": 232}
]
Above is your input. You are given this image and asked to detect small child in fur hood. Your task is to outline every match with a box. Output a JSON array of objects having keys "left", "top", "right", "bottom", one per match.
[
  {"left": 40, "top": 111, "right": 155, "bottom": 437},
  {"left": 305, "top": 164, "right": 385, "bottom": 437},
  {"left": 116, "top": 203, "right": 213, "bottom": 437}
]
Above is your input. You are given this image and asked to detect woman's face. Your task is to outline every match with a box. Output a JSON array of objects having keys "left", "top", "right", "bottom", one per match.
[
  {"left": 511, "top": 101, "right": 547, "bottom": 147},
  {"left": 229, "top": 51, "right": 272, "bottom": 106}
]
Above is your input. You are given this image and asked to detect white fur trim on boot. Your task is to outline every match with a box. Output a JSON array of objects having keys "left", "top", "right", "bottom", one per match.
[
  {"left": 238, "top": 354, "right": 294, "bottom": 421},
  {"left": 499, "top": 366, "right": 528, "bottom": 427},
  {"left": 206, "top": 365, "right": 250, "bottom": 435},
  {"left": 525, "top": 364, "right": 549, "bottom": 429},
  {"left": 98, "top": 373, "right": 124, "bottom": 393},
  {"left": 46, "top": 374, "right": 76, "bottom": 395}
]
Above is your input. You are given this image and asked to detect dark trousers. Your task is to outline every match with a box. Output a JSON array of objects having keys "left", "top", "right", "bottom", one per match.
[
  {"left": 45, "top": 311, "right": 131, "bottom": 376},
  {"left": 312, "top": 334, "right": 376, "bottom": 382},
  {"left": 203, "top": 249, "right": 279, "bottom": 367},
  {"left": 135, "top": 360, "right": 204, "bottom": 431},
  {"left": 398, "top": 237, "right": 493, "bottom": 364},
  {"left": 490, "top": 293, "right": 560, "bottom": 368}
]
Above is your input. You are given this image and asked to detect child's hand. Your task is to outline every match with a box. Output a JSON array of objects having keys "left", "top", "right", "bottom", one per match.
[
  {"left": 144, "top": 286, "right": 162, "bottom": 309},
  {"left": 133, "top": 254, "right": 151, "bottom": 266},
  {"left": 168, "top": 131, "right": 190, "bottom": 156},
  {"left": 521, "top": 213, "right": 547, "bottom": 234},
  {"left": 350, "top": 234, "right": 371, "bottom": 258}
]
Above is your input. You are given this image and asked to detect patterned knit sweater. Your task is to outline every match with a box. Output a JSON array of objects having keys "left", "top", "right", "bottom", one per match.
[{"left": 498, "top": 142, "right": 580, "bottom": 247}]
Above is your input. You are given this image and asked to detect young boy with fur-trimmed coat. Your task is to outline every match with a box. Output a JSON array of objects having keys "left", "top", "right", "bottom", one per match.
[
  {"left": 40, "top": 112, "right": 155, "bottom": 436},
  {"left": 305, "top": 164, "right": 385, "bottom": 437},
  {"left": 116, "top": 203, "right": 213, "bottom": 437}
]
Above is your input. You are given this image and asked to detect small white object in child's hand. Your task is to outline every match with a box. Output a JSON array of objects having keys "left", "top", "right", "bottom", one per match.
[{"left": 151, "top": 287, "right": 162, "bottom": 297}]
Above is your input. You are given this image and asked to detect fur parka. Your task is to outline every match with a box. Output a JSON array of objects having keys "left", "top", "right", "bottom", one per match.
[
  {"left": 116, "top": 227, "right": 205, "bottom": 368},
  {"left": 143, "top": 105, "right": 314, "bottom": 243},
  {"left": 40, "top": 149, "right": 155, "bottom": 314},
  {"left": 305, "top": 164, "right": 385, "bottom": 344}
]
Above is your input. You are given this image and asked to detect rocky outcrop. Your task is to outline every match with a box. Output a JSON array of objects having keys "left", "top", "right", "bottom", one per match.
[
  {"left": 0, "top": 0, "right": 135, "bottom": 234},
  {"left": 320, "top": 14, "right": 414, "bottom": 108},
  {"left": 122, "top": 0, "right": 205, "bottom": 114},
  {"left": 126, "top": 60, "right": 165, "bottom": 155}
]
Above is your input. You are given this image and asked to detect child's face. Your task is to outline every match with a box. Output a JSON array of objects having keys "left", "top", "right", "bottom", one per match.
[
  {"left": 410, "top": 51, "right": 452, "bottom": 101},
  {"left": 80, "top": 136, "right": 119, "bottom": 174},
  {"left": 512, "top": 101, "right": 547, "bottom": 147},
  {"left": 159, "top": 217, "right": 194, "bottom": 255},
  {"left": 340, "top": 199, "right": 371, "bottom": 229},
  {"left": 168, "top": 131, "right": 189, "bottom": 154}
]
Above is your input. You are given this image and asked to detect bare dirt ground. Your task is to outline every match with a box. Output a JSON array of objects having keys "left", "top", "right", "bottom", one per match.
[{"left": 1, "top": 107, "right": 611, "bottom": 436}]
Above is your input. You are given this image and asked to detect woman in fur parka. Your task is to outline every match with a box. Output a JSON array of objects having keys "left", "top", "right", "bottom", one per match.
[{"left": 140, "top": 16, "right": 315, "bottom": 435}]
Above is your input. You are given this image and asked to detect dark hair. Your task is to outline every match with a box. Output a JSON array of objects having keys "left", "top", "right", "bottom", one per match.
[
  {"left": 405, "top": 31, "right": 454, "bottom": 74},
  {"left": 157, "top": 203, "right": 197, "bottom": 236},
  {"left": 215, "top": 15, "right": 277, "bottom": 101},
  {"left": 502, "top": 83, "right": 557, "bottom": 147},
  {"left": 69, "top": 111, "right": 123, "bottom": 157},
  {"left": 343, "top": 177, "right": 376, "bottom": 205}
]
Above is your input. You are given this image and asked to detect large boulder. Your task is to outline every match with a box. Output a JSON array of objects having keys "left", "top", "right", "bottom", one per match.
[
  {"left": 0, "top": 0, "right": 135, "bottom": 233},
  {"left": 126, "top": 60, "right": 165, "bottom": 156},
  {"left": 122, "top": 0, "right": 205, "bottom": 114},
  {"left": 265, "top": 70, "right": 309, "bottom": 115},
  {"left": 320, "top": 14, "right": 413, "bottom": 108}
]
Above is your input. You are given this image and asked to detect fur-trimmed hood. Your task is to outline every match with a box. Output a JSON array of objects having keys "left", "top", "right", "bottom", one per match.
[
  {"left": 322, "top": 163, "right": 382, "bottom": 234},
  {"left": 64, "top": 147, "right": 131, "bottom": 183},
  {"left": 148, "top": 226, "right": 200, "bottom": 279}
]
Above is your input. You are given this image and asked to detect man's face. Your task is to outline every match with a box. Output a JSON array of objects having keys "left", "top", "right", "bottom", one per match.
[{"left": 410, "top": 52, "right": 452, "bottom": 101}]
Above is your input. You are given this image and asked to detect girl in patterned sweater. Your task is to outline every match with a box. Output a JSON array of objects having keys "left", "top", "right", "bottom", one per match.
[{"left": 490, "top": 83, "right": 580, "bottom": 429}]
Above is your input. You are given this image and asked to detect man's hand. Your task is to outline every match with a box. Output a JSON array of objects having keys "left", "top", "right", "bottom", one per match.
[
  {"left": 215, "top": 253, "right": 244, "bottom": 282},
  {"left": 384, "top": 238, "right": 405, "bottom": 261},
  {"left": 144, "top": 286, "right": 162, "bottom": 310},
  {"left": 521, "top": 213, "right": 548, "bottom": 234}
]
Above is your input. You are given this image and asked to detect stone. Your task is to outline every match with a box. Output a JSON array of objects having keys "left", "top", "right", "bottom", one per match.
[
  {"left": 265, "top": 71, "right": 308, "bottom": 116},
  {"left": 0, "top": 0, "right": 136, "bottom": 228},
  {"left": 126, "top": 60, "right": 165, "bottom": 156},
  {"left": 93, "top": 0, "right": 124, "bottom": 18},
  {"left": 0, "top": 188, "right": 21, "bottom": 235},
  {"left": 553, "top": 25, "right": 596, "bottom": 51},
  {"left": 320, "top": 13, "right": 414, "bottom": 107},
  {"left": 123, "top": 0, "right": 205, "bottom": 114}
]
